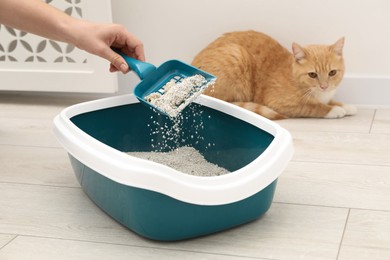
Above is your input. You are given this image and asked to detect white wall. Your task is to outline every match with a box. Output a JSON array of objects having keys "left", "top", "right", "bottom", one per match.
[{"left": 112, "top": 0, "right": 390, "bottom": 105}]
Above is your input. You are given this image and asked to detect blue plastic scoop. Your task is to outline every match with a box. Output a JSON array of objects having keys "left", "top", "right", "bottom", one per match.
[{"left": 113, "top": 49, "right": 216, "bottom": 117}]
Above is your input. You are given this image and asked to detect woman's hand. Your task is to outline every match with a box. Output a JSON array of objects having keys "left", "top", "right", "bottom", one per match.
[{"left": 71, "top": 21, "right": 145, "bottom": 74}]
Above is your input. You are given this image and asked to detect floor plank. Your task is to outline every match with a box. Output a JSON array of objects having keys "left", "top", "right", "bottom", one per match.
[
  {"left": 0, "top": 234, "right": 16, "bottom": 249},
  {"left": 0, "top": 117, "right": 60, "bottom": 147},
  {"left": 338, "top": 209, "right": 390, "bottom": 260},
  {"left": 275, "top": 161, "right": 390, "bottom": 211},
  {"left": 290, "top": 132, "right": 390, "bottom": 166},
  {"left": 371, "top": 108, "right": 390, "bottom": 134},
  {"left": 277, "top": 109, "right": 375, "bottom": 134},
  {"left": 0, "top": 145, "right": 78, "bottom": 187},
  {"left": 0, "top": 236, "right": 253, "bottom": 260}
]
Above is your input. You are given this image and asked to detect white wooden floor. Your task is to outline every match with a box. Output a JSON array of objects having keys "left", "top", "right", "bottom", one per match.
[{"left": 0, "top": 94, "right": 389, "bottom": 260}]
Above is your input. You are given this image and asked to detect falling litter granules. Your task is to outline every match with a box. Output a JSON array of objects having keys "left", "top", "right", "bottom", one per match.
[
  {"left": 127, "top": 146, "right": 229, "bottom": 177},
  {"left": 147, "top": 105, "right": 213, "bottom": 152},
  {"left": 139, "top": 88, "right": 220, "bottom": 176},
  {"left": 145, "top": 74, "right": 215, "bottom": 118}
]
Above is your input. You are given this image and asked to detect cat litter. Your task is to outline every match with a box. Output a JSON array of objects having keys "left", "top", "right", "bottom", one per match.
[
  {"left": 127, "top": 146, "right": 229, "bottom": 177},
  {"left": 145, "top": 74, "right": 214, "bottom": 118}
]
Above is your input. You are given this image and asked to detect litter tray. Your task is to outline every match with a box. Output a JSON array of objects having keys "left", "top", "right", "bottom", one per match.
[{"left": 53, "top": 94, "right": 294, "bottom": 241}]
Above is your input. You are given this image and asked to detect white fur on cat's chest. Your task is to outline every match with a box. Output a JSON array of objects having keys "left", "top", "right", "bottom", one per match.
[{"left": 313, "top": 89, "right": 336, "bottom": 104}]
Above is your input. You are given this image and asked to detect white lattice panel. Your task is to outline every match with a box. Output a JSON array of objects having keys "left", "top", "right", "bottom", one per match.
[{"left": 0, "top": 0, "right": 117, "bottom": 93}]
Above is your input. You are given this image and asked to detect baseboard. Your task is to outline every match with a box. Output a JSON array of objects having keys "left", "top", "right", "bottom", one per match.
[{"left": 335, "top": 74, "right": 390, "bottom": 106}]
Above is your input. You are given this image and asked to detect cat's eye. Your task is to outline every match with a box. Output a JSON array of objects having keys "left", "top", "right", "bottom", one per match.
[
  {"left": 308, "top": 72, "right": 318, "bottom": 78},
  {"left": 329, "top": 70, "right": 337, "bottom": 76}
]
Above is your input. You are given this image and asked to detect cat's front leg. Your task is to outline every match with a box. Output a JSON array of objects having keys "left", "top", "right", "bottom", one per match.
[{"left": 329, "top": 100, "right": 358, "bottom": 116}]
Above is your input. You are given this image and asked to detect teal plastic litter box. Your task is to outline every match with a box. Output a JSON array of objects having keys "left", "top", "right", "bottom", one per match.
[{"left": 53, "top": 94, "right": 294, "bottom": 241}]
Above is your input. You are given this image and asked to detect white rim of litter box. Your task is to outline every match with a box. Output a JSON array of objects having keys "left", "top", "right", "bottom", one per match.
[{"left": 53, "top": 94, "right": 294, "bottom": 205}]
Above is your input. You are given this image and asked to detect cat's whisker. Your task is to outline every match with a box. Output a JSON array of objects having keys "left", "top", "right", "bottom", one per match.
[{"left": 300, "top": 89, "right": 313, "bottom": 105}]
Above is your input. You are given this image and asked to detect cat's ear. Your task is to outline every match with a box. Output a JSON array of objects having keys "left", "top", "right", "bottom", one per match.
[
  {"left": 292, "top": 43, "right": 306, "bottom": 62},
  {"left": 331, "top": 37, "right": 345, "bottom": 56}
]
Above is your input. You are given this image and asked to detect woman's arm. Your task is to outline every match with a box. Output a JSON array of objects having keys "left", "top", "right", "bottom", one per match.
[{"left": 0, "top": 0, "right": 144, "bottom": 73}]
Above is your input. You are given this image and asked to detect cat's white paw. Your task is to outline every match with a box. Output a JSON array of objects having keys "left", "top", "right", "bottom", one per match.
[
  {"left": 342, "top": 104, "right": 358, "bottom": 116},
  {"left": 325, "top": 106, "right": 346, "bottom": 118}
]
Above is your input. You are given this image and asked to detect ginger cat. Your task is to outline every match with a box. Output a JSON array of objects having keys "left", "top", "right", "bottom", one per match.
[{"left": 192, "top": 30, "right": 357, "bottom": 120}]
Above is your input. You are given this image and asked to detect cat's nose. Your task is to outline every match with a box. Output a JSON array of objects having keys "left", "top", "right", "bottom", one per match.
[{"left": 320, "top": 82, "right": 329, "bottom": 90}]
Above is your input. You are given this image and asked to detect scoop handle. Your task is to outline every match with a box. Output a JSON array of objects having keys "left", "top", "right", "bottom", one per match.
[{"left": 112, "top": 48, "right": 156, "bottom": 80}]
